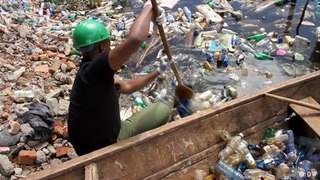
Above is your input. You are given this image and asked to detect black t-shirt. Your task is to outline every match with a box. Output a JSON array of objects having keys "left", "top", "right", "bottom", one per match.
[{"left": 68, "top": 52, "right": 120, "bottom": 155}]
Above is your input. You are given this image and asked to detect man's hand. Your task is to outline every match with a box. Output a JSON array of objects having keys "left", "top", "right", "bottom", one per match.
[{"left": 144, "top": 0, "right": 166, "bottom": 25}]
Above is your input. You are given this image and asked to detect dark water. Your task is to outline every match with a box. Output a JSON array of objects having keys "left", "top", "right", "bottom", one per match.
[
  {"left": 125, "top": 0, "right": 320, "bottom": 96},
  {"left": 175, "top": 0, "right": 320, "bottom": 68}
]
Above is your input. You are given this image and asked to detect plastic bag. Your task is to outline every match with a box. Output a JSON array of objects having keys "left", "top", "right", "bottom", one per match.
[{"left": 18, "top": 103, "right": 54, "bottom": 142}]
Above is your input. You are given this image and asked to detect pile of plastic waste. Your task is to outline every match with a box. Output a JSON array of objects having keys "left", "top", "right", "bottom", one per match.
[{"left": 204, "top": 128, "right": 320, "bottom": 179}]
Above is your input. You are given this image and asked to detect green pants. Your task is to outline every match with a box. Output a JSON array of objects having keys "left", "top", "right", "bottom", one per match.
[{"left": 118, "top": 102, "right": 171, "bottom": 141}]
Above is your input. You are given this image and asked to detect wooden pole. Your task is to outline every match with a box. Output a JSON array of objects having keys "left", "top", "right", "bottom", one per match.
[
  {"left": 265, "top": 93, "right": 320, "bottom": 111},
  {"left": 150, "top": 0, "right": 183, "bottom": 85}
]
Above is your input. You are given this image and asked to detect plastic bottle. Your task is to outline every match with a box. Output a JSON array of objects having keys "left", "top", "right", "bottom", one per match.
[
  {"left": 267, "top": 134, "right": 289, "bottom": 144},
  {"left": 221, "top": 49, "right": 228, "bottom": 68},
  {"left": 256, "top": 38, "right": 270, "bottom": 47},
  {"left": 140, "top": 41, "right": 147, "bottom": 49},
  {"left": 261, "top": 145, "right": 281, "bottom": 160},
  {"left": 177, "top": 103, "right": 192, "bottom": 117},
  {"left": 193, "top": 28, "right": 200, "bottom": 38},
  {"left": 295, "top": 145, "right": 308, "bottom": 165},
  {"left": 22, "top": 0, "right": 31, "bottom": 12},
  {"left": 247, "top": 33, "right": 267, "bottom": 42},
  {"left": 231, "top": 34, "right": 237, "bottom": 48},
  {"left": 208, "top": 1, "right": 216, "bottom": 9},
  {"left": 194, "top": 33, "right": 204, "bottom": 47},
  {"left": 284, "top": 130, "right": 297, "bottom": 165},
  {"left": 205, "top": 53, "right": 214, "bottom": 63},
  {"left": 239, "top": 43, "right": 255, "bottom": 53},
  {"left": 243, "top": 169, "right": 275, "bottom": 180},
  {"left": 183, "top": 7, "right": 192, "bottom": 22},
  {"left": 236, "top": 140, "right": 256, "bottom": 169},
  {"left": 218, "top": 132, "right": 243, "bottom": 160},
  {"left": 177, "top": 8, "right": 188, "bottom": 22},
  {"left": 215, "top": 160, "right": 245, "bottom": 180},
  {"left": 254, "top": 52, "right": 274, "bottom": 60},
  {"left": 225, "top": 152, "right": 245, "bottom": 168},
  {"left": 203, "top": 61, "right": 214, "bottom": 71},
  {"left": 132, "top": 92, "right": 146, "bottom": 108},
  {"left": 276, "top": 163, "right": 290, "bottom": 179},
  {"left": 236, "top": 162, "right": 248, "bottom": 173},
  {"left": 166, "top": 13, "right": 175, "bottom": 23},
  {"left": 13, "top": 90, "right": 34, "bottom": 98}
]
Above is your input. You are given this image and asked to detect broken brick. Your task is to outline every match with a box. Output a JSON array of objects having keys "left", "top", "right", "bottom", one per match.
[
  {"left": 1, "top": 112, "right": 9, "bottom": 119},
  {"left": 39, "top": 54, "right": 49, "bottom": 61},
  {"left": 66, "top": 61, "right": 76, "bottom": 71},
  {"left": 31, "top": 54, "right": 39, "bottom": 61},
  {"left": 34, "top": 64, "right": 49, "bottom": 73},
  {"left": 56, "top": 147, "right": 69, "bottom": 158},
  {"left": 49, "top": 58, "right": 62, "bottom": 75},
  {"left": 57, "top": 54, "right": 66, "bottom": 59},
  {"left": 46, "top": 51, "right": 55, "bottom": 58},
  {"left": 18, "top": 150, "right": 37, "bottom": 165}
]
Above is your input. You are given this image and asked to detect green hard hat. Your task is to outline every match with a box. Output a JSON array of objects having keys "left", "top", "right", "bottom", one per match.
[{"left": 73, "top": 19, "right": 111, "bottom": 50}]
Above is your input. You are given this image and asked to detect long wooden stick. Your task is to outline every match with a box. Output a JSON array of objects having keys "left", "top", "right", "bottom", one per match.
[
  {"left": 150, "top": 0, "right": 183, "bottom": 85},
  {"left": 265, "top": 93, "right": 320, "bottom": 111}
]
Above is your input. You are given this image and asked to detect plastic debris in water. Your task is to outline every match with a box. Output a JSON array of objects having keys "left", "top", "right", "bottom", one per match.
[{"left": 255, "top": 52, "right": 274, "bottom": 60}]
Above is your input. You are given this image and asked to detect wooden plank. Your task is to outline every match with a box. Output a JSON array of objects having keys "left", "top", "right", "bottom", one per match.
[
  {"left": 290, "top": 97, "right": 320, "bottom": 137},
  {"left": 265, "top": 93, "right": 320, "bottom": 111},
  {"left": 85, "top": 163, "right": 99, "bottom": 180}
]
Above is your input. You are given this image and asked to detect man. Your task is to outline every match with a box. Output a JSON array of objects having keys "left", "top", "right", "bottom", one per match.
[{"left": 68, "top": 4, "right": 171, "bottom": 156}]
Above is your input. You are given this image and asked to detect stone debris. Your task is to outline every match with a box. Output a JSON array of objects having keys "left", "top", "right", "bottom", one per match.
[{"left": 0, "top": 155, "right": 14, "bottom": 176}]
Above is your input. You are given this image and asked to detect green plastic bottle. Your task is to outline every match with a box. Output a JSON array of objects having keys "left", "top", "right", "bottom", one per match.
[
  {"left": 254, "top": 52, "right": 274, "bottom": 60},
  {"left": 208, "top": 1, "right": 215, "bottom": 9},
  {"left": 132, "top": 93, "right": 146, "bottom": 108},
  {"left": 140, "top": 41, "right": 147, "bottom": 49},
  {"left": 247, "top": 33, "right": 267, "bottom": 42}
]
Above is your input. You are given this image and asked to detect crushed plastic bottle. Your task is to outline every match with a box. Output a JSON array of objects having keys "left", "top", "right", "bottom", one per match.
[
  {"left": 218, "top": 131, "right": 243, "bottom": 160},
  {"left": 215, "top": 160, "right": 245, "bottom": 180},
  {"left": 243, "top": 169, "right": 275, "bottom": 180}
]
